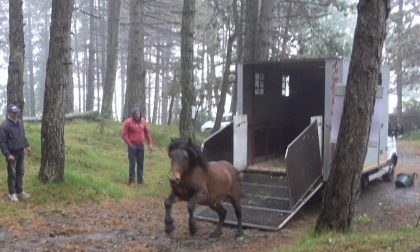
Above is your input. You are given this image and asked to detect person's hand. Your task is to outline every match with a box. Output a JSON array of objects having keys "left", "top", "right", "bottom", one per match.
[
  {"left": 25, "top": 146, "right": 32, "bottom": 156},
  {"left": 7, "top": 155, "right": 15, "bottom": 161},
  {"left": 148, "top": 144, "right": 154, "bottom": 152}
]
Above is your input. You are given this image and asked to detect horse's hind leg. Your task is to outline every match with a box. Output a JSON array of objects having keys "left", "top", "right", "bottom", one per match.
[
  {"left": 164, "top": 192, "right": 177, "bottom": 234},
  {"left": 209, "top": 203, "right": 227, "bottom": 238},
  {"left": 230, "top": 185, "right": 243, "bottom": 238}
]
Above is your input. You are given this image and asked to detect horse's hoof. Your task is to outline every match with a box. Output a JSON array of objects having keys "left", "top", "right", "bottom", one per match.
[
  {"left": 165, "top": 224, "right": 175, "bottom": 234},
  {"left": 209, "top": 230, "right": 222, "bottom": 238},
  {"left": 189, "top": 223, "right": 197, "bottom": 236},
  {"left": 235, "top": 232, "right": 244, "bottom": 240}
]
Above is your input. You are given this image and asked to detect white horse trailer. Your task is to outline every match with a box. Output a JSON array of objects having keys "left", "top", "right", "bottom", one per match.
[{"left": 196, "top": 58, "right": 398, "bottom": 230}]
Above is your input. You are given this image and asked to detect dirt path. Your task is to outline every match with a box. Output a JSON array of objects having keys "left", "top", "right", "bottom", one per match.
[{"left": 0, "top": 144, "right": 419, "bottom": 251}]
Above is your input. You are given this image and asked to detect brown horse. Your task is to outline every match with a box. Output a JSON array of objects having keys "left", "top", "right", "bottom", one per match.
[{"left": 164, "top": 138, "right": 243, "bottom": 238}]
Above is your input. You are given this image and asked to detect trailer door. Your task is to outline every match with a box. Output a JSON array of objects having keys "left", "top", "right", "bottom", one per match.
[{"left": 285, "top": 121, "right": 323, "bottom": 209}]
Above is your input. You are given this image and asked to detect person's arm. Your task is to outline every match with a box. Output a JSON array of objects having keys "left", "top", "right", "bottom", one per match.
[
  {"left": 144, "top": 121, "right": 153, "bottom": 149},
  {"left": 21, "top": 119, "right": 30, "bottom": 149},
  {"left": 0, "top": 126, "right": 12, "bottom": 159},
  {"left": 121, "top": 121, "right": 132, "bottom": 147}
]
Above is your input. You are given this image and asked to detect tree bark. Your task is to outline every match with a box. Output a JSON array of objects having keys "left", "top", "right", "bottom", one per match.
[
  {"left": 207, "top": 48, "right": 216, "bottom": 117},
  {"left": 123, "top": 0, "right": 145, "bottom": 120},
  {"left": 243, "top": 0, "right": 258, "bottom": 63},
  {"left": 160, "top": 40, "right": 170, "bottom": 125},
  {"left": 213, "top": 32, "right": 235, "bottom": 133},
  {"left": 146, "top": 46, "right": 152, "bottom": 122},
  {"left": 73, "top": 17, "right": 82, "bottom": 113},
  {"left": 120, "top": 48, "right": 126, "bottom": 120},
  {"left": 86, "top": 0, "right": 96, "bottom": 111},
  {"left": 152, "top": 40, "right": 161, "bottom": 124},
  {"left": 99, "top": 0, "right": 107, "bottom": 112},
  {"left": 255, "top": 0, "right": 275, "bottom": 61},
  {"left": 101, "top": 0, "right": 122, "bottom": 119},
  {"left": 280, "top": 0, "right": 293, "bottom": 59},
  {"left": 231, "top": 0, "right": 244, "bottom": 115},
  {"left": 214, "top": 0, "right": 238, "bottom": 132},
  {"left": 26, "top": 2, "right": 36, "bottom": 117},
  {"left": 65, "top": 61, "right": 74, "bottom": 114},
  {"left": 39, "top": 0, "right": 74, "bottom": 183},
  {"left": 395, "top": 0, "right": 404, "bottom": 121},
  {"left": 179, "top": 0, "right": 196, "bottom": 140},
  {"left": 7, "top": 0, "right": 25, "bottom": 116},
  {"left": 316, "top": 0, "right": 390, "bottom": 232}
]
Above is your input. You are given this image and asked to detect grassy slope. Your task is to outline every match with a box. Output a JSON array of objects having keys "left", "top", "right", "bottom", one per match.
[
  {"left": 0, "top": 120, "right": 180, "bottom": 223},
  {"left": 0, "top": 120, "right": 419, "bottom": 250}
]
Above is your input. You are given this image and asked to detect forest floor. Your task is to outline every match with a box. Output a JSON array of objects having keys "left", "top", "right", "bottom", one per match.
[{"left": 0, "top": 142, "right": 419, "bottom": 252}]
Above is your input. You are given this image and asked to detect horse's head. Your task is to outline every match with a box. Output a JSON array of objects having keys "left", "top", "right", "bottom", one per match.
[{"left": 167, "top": 138, "right": 207, "bottom": 185}]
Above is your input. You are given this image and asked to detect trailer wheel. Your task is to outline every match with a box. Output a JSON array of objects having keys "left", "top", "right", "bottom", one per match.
[
  {"left": 361, "top": 174, "right": 369, "bottom": 191},
  {"left": 357, "top": 174, "right": 369, "bottom": 200},
  {"left": 382, "top": 154, "right": 397, "bottom": 182}
]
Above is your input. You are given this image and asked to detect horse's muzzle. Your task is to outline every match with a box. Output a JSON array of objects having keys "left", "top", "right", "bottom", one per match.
[{"left": 168, "top": 175, "right": 181, "bottom": 185}]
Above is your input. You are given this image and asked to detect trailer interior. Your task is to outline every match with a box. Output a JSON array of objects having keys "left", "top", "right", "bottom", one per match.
[{"left": 197, "top": 59, "right": 326, "bottom": 230}]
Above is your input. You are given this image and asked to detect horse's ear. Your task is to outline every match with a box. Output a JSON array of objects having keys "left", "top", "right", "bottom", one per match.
[
  {"left": 187, "top": 137, "right": 193, "bottom": 146},
  {"left": 170, "top": 137, "right": 175, "bottom": 143}
]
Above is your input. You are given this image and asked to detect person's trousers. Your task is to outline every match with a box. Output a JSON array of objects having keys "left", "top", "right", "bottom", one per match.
[
  {"left": 128, "top": 144, "right": 144, "bottom": 183},
  {"left": 7, "top": 149, "right": 25, "bottom": 194}
]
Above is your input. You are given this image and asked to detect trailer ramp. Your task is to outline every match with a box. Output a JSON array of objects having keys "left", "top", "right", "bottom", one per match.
[{"left": 196, "top": 121, "right": 322, "bottom": 230}]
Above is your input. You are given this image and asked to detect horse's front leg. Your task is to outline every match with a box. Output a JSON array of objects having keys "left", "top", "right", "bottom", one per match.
[
  {"left": 187, "top": 191, "right": 207, "bottom": 236},
  {"left": 164, "top": 192, "right": 177, "bottom": 234},
  {"left": 208, "top": 203, "right": 227, "bottom": 238}
]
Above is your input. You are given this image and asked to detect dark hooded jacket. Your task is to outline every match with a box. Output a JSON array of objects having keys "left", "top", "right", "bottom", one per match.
[{"left": 0, "top": 116, "right": 29, "bottom": 157}]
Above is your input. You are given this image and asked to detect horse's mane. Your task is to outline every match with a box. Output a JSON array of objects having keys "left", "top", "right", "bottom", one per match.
[{"left": 168, "top": 138, "right": 209, "bottom": 170}]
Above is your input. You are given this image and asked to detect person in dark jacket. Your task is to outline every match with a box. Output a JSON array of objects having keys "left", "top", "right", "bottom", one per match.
[
  {"left": 0, "top": 104, "right": 31, "bottom": 202},
  {"left": 121, "top": 107, "right": 153, "bottom": 187}
]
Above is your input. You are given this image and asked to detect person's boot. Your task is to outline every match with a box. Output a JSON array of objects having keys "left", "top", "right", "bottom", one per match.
[
  {"left": 8, "top": 193, "right": 19, "bottom": 202},
  {"left": 18, "top": 191, "right": 31, "bottom": 200}
]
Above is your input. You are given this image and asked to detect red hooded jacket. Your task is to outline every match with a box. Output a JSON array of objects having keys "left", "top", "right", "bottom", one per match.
[{"left": 121, "top": 116, "right": 152, "bottom": 147}]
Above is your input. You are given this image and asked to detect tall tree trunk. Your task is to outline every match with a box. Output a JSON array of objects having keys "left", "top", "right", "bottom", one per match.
[
  {"left": 101, "top": 0, "right": 122, "bottom": 118},
  {"left": 123, "top": 0, "right": 145, "bottom": 120},
  {"left": 208, "top": 49, "right": 216, "bottom": 116},
  {"left": 192, "top": 41, "right": 205, "bottom": 123},
  {"left": 120, "top": 48, "right": 126, "bottom": 119},
  {"left": 26, "top": 2, "right": 36, "bottom": 116},
  {"left": 316, "top": 0, "right": 390, "bottom": 232},
  {"left": 395, "top": 0, "right": 404, "bottom": 121},
  {"left": 7, "top": 0, "right": 25, "bottom": 116},
  {"left": 167, "top": 67, "right": 178, "bottom": 125},
  {"left": 65, "top": 61, "right": 74, "bottom": 113},
  {"left": 167, "top": 95, "right": 174, "bottom": 125},
  {"left": 179, "top": 0, "right": 196, "bottom": 140},
  {"left": 36, "top": 9, "right": 51, "bottom": 115},
  {"left": 95, "top": 14, "right": 101, "bottom": 112},
  {"left": 146, "top": 43, "right": 152, "bottom": 122},
  {"left": 214, "top": 0, "right": 238, "bottom": 131},
  {"left": 83, "top": 46, "right": 88, "bottom": 112},
  {"left": 160, "top": 40, "right": 170, "bottom": 125},
  {"left": 86, "top": 0, "right": 96, "bottom": 111},
  {"left": 231, "top": 0, "right": 243, "bottom": 115},
  {"left": 280, "top": 0, "right": 293, "bottom": 59},
  {"left": 39, "top": 0, "right": 74, "bottom": 183},
  {"left": 243, "top": 0, "right": 258, "bottom": 63},
  {"left": 256, "top": 0, "right": 274, "bottom": 61},
  {"left": 73, "top": 17, "right": 82, "bottom": 113},
  {"left": 99, "top": 0, "right": 107, "bottom": 112},
  {"left": 152, "top": 40, "right": 161, "bottom": 124},
  {"left": 213, "top": 33, "right": 235, "bottom": 132}
]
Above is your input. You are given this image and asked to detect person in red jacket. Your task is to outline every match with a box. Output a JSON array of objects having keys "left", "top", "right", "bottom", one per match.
[{"left": 121, "top": 107, "right": 153, "bottom": 186}]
